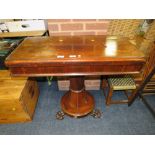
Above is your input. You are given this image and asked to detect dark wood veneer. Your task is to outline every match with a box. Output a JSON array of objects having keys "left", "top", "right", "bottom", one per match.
[{"left": 5, "top": 35, "right": 146, "bottom": 117}]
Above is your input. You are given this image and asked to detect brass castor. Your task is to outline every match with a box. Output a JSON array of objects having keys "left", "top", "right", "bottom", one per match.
[
  {"left": 56, "top": 111, "right": 65, "bottom": 120},
  {"left": 90, "top": 109, "right": 102, "bottom": 118}
]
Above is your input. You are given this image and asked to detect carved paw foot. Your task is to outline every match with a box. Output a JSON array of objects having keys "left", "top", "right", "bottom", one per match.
[
  {"left": 56, "top": 111, "right": 65, "bottom": 120},
  {"left": 90, "top": 109, "right": 102, "bottom": 119}
]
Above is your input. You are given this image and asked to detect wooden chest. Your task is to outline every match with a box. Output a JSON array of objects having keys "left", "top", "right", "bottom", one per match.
[{"left": 0, "top": 70, "right": 39, "bottom": 123}]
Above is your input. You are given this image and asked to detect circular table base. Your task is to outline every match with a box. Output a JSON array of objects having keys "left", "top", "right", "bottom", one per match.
[{"left": 61, "top": 90, "right": 94, "bottom": 117}]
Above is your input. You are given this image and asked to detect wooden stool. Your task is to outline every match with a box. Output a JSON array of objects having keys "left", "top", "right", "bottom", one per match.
[{"left": 103, "top": 75, "right": 137, "bottom": 106}]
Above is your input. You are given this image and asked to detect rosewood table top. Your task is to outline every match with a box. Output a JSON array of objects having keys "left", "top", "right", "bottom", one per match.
[{"left": 5, "top": 35, "right": 145, "bottom": 77}]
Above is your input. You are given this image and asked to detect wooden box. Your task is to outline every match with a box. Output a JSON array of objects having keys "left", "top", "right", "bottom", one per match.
[
  {"left": 57, "top": 76, "right": 101, "bottom": 91},
  {"left": 0, "top": 70, "right": 39, "bottom": 123}
]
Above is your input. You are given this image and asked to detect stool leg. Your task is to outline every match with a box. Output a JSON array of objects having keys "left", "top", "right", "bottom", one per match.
[
  {"left": 102, "top": 79, "right": 108, "bottom": 104},
  {"left": 106, "top": 87, "right": 113, "bottom": 106},
  {"left": 102, "top": 79, "right": 108, "bottom": 89},
  {"left": 128, "top": 89, "right": 137, "bottom": 102}
]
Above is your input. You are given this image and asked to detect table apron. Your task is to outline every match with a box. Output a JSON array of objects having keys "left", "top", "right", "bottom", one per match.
[{"left": 9, "top": 63, "right": 143, "bottom": 77}]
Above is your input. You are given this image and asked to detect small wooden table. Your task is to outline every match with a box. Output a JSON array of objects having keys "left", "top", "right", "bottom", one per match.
[{"left": 5, "top": 36, "right": 145, "bottom": 118}]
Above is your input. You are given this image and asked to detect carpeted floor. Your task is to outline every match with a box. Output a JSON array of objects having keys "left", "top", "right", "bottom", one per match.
[{"left": 0, "top": 80, "right": 155, "bottom": 135}]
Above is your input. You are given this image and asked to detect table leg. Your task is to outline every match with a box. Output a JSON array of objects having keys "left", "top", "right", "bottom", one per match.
[{"left": 61, "top": 76, "right": 94, "bottom": 117}]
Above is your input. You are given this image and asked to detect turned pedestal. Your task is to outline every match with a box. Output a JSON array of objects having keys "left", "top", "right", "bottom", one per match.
[{"left": 61, "top": 76, "right": 94, "bottom": 117}]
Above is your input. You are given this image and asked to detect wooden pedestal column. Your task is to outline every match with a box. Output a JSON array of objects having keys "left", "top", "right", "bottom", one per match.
[{"left": 61, "top": 76, "right": 94, "bottom": 117}]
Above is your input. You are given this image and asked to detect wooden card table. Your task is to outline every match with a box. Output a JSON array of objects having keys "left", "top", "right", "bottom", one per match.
[{"left": 5, "top": 36, "right": 145, "bottom": 118}]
